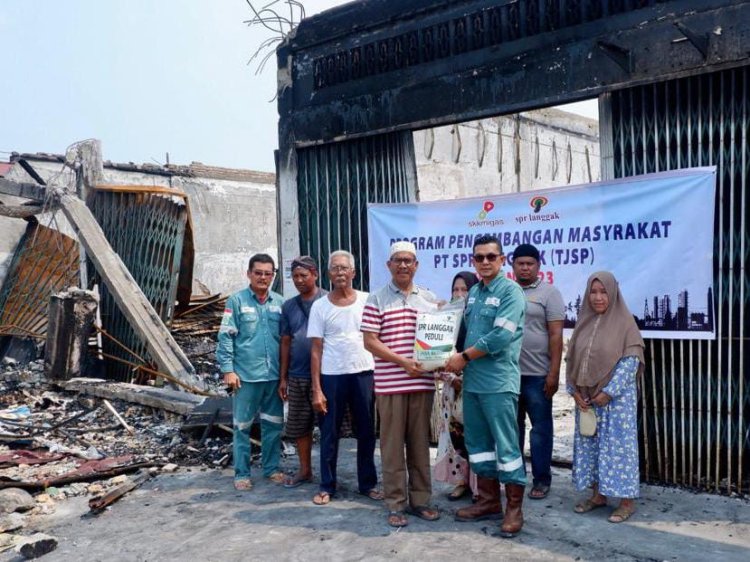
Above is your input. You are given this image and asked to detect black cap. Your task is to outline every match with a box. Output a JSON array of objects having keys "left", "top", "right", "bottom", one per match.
[{"left": 513, "top": 244, "right": 540, "bottom": 262}]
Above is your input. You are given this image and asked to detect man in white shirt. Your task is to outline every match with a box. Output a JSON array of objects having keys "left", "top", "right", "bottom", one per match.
[{"left": 307, "top": 250, "right": 382, "bottom": 506}]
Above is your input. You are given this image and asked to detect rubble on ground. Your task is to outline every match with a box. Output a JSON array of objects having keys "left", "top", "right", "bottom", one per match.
[{"left": 0, "top": 357, "right": 236, "bottom": 556}]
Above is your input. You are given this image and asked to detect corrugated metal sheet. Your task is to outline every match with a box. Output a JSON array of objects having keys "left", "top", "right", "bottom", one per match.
[{"left": 0, "top": 222, "right": 79, "bottom": 339}]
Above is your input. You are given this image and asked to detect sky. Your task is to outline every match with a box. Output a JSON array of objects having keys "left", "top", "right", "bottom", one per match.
[{"left": 1, "top": 1, "right": 597, "bottom": 174}]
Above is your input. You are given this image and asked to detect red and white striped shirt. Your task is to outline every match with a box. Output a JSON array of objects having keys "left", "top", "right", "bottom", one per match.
[{"left": 361, "top": 282, "right": 439, "bottom": 395}]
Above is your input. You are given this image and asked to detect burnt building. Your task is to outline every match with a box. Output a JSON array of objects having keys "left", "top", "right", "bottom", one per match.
[{"left": 275, "top": 0, "right": 750, "bottom": 495}]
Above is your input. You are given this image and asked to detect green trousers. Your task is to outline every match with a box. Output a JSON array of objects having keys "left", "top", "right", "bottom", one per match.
[{"left": 463, "top": 390, "right": 527, "bottom": 485}]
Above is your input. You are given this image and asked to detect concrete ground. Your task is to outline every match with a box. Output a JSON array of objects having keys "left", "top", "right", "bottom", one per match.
[{"left": 4, "top": 438, "right": 749, "bottom": 562}]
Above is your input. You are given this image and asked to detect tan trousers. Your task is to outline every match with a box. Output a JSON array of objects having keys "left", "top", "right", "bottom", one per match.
[{"left": 376, "top": 391, "right": 434, "bottom": 512}]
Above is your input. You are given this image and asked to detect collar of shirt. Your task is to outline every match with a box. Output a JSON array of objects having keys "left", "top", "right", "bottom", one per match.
[
  {"left": 478, "top": 274, "right": 504, "bottom": 292},
  {"left": 249, "top": 288, "right": 275, "bottom": 305},
  {"left": 522, "top": 278, "right": 542, "bottom": 290},
  {"left": 388, "top": 280, "right": 419, "bottom": 298}
]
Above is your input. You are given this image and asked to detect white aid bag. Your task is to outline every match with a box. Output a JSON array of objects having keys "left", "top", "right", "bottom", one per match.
[{"left": 413, "top": 302, "right": 463, "bottom": 371}]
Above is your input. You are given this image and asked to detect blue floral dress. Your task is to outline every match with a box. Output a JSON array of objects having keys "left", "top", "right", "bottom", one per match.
[{"left": 569, "top": 355, "right": 640, "bottom": 498}]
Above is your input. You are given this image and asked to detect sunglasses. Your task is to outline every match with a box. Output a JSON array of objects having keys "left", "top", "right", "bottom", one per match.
[{"left": 472, "top": 253, "right": 501, "bottom": 263}]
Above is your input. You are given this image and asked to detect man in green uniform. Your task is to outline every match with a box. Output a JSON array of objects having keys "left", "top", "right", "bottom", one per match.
[
  {"left": 218, "top": 253, "right": 285, "bottom": 491},
  {"left": 445, "top": 234, "right": 527, "bottom": 538}
]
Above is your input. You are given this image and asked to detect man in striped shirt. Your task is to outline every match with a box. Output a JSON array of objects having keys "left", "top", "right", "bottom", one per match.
[{"left": 362, "top": 241, "right": 440, "bottom": 528}]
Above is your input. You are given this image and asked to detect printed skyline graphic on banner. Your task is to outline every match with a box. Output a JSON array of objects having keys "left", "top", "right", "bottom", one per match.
[{"left": 366, "top": 167, "right": 717, "bottom": 341}]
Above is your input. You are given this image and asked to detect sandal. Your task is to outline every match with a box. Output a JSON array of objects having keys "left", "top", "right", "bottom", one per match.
[
  {"left": 528, "top": 483, "right": 550, "bottom": 500},
  {"left": 406, "top": 504, "right": 440, "bottom": 521},
  {"left": 608, "top": 506, "right": 636, "bottom": 523},
  {"left": 283, "top": 474, "right": 313, "bottom": 488},
  {"left": 574, "top": 498, "right": 607, "bottom": 513},
  {"left": 233, "top": 478, "right": 253, "bottom": 491},
  {"left": 360, "top": 488, "right": 384, "bottom": 501},
  {"left": 312, "top": 491, "right": 332, "bottom": 505},
  {"left": 387, "top": 511, "right": 408, "bottom": 528},
  {"left": 266, "top": 472, "right": 285, "bottom": 484},
  {"left": 447, "top": 484, "right": 469, "bottom": 501}
]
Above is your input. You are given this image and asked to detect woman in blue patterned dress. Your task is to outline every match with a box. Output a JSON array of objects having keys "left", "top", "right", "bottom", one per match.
[{"left": 566, "top": 271, "right": 644, "bottom": 523}]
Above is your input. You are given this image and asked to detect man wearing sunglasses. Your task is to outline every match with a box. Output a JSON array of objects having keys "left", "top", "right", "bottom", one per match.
[
  {"left": 217, "top": 253, "right": 285, "bottom": 491},
  {"left": 445, "top": 234, "right": 527, "bottom": 538}
]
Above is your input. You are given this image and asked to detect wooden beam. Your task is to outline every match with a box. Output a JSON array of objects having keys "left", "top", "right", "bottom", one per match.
[
  {"left": 56, "top": 192, "right": 203, "bottom": 391},
  {"left": 0, "top": 177, "right": 46, "bottom": 201},
  {"left": 44, "top": 289, "right": 98, "bottom": 381},
  {"left": 61, "top": 378, "right": 205, "bottom": 415},
  {"left": 0, "top": 204, "right": 44, "bottom": 218}
]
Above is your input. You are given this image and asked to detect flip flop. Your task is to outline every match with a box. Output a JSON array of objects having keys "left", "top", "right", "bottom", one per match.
[
  {"left": 608, "top": 506, "right": 636, "bottom": 523},
  {"left": 528, "top": 484, "right": 550, "bottom": 500},
  {"left": 574, "top": 498, "right": 607, "bottom": 513},
  {"left": 266, "top": 472, "right": 285, "bottom": 484},
  {"left": 283, "top": 474, "right": 313, "bottom": 488},
  {"left": 360, "top": 488, "right": 384, "bottom": 501},
  {"left": 233, "top": 478, "right": 253, "bottom": 491},
  {"left": 447, "top": 484, "right": 469, "bottom": 501},
  {"left": 312, "top": 491, "right": 332, "bottom": 505},
  {"left": 388, "top": 511, "right": 408, "bottom": 528},
  {"left": 405, "top": 504, "right": 440, "bottom": 521}
]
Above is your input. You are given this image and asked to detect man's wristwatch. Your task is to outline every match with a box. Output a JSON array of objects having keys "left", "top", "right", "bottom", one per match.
[{"left": 461, "top": 351, "right": 471, "bottom": 363}]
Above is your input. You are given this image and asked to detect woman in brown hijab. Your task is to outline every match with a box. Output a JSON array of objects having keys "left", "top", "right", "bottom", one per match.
[{"left": 566, "top": 271, "right": 644, "bottom": 523}]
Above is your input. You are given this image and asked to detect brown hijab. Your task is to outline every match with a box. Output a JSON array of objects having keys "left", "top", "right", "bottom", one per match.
[{"left": 566, "top": 271, "right": 645, "bottom": 398}]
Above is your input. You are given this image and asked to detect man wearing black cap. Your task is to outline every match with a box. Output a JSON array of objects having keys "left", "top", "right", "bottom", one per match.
[
  {"left": 279, "top": 256, "right": 327, "bottom": 488},
  {"left": 511, "top": 243, "right": 564, "bottom": 500}
]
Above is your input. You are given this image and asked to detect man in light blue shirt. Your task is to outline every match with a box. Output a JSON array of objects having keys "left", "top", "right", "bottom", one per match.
[{"left": 217, "top": 253, "right": 285, "bottom": 490}]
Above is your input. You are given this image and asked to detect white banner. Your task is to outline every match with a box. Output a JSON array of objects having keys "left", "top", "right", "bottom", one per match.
[{"left": 367, "top": 168, "right": 716, "bottom": 340}]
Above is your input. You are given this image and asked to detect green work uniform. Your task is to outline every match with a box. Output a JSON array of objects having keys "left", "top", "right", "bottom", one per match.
[
  {"left": 217, "top": 287, "right": 284, "bottom": 480},
  {"left": 462, "top": 274, "right": 527, "bottom": 485}
]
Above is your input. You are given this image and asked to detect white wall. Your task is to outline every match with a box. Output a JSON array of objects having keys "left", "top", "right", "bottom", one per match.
[
  {"left": 414, "top": 108, "right": 600, "bottom": 201},
  {"left": 0, "top": 158, "right": 277, "bottom": 296}
]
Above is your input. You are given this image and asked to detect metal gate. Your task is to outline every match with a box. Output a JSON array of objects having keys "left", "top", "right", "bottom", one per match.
[
  {"left": 605, "top": 64, "right": 749, "bottom": 493},
  {"left": 88, "top": 187, "right": 188, "bottom": 382},
  {"left": 296, "top": 132, "right": 417, "bottom": 290}
]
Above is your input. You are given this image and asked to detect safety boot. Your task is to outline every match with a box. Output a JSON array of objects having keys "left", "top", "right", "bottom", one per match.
[
  {"left": 454, "top": 476, "right": 502, "bottom": 521},
  {"left": 498, "top": 483, "right": 524, "bottom": 537}
]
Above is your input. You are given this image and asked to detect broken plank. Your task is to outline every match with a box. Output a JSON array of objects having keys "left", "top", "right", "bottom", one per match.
[
  {"left": 0, "top": 177, "right": 46, "bottom": 201},
  {"left": 0, "top": 204, "right": 44, "bottom": 218},
  {"left": 0, "top": 459, "right": 155, "bottom": 491},
  {"left": 181, "top": 396, "right": 232, "bottom": 429},
  {"left": 89, "top": 469, "right": 151, "bottom": 512},
  {"left": 56, "top": 192, "right": 202, "bottom": 390},
  {"left": 102, "top": 399, "right": 135, "bottom": 435},
  {"left": 60, "top": 378, "right": 205, "bottom": 415}
]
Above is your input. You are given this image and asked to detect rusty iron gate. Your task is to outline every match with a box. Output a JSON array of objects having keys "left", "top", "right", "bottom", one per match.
[
  {"left": 295, "top": 132, "right": 417, "bottom": 290},
  {"left": 604, "top": 65, "right": 750, "bottom": 493}
]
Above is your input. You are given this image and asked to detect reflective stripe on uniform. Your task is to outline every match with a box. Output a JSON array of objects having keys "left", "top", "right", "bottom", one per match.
[
  {"left": 469, "top": 451, "right": 496, "bottom": 463},
  {"left": 497, "top": 456, "right": 524, "bottom": 472},
  {"left": 259, "top": 413, "right": 283, "bottom": 424},
  {"left": 493, "top": 317, "right": 517, "bottom": 333}
]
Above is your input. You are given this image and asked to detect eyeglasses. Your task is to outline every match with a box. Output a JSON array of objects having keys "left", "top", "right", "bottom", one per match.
[
  {"left": 329, "top": 265, "right": 353, "bottom": 273},
  {"left": 390, "top": 257, "right": 416, "bottom": 266},
  {"left": 252, "top": 270, "right": 275, "bottom": 277},
  {"left": 472, "top": 253, "right": 501, "bottom": 263}
]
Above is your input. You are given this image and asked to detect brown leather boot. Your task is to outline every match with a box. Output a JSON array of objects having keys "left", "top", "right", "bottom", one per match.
[
  {"left": 498, "top": 483, "right": 524, "bottom": 537},
  {"left": 454, "top": 476, "right": 502, "bottom": 521}
]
